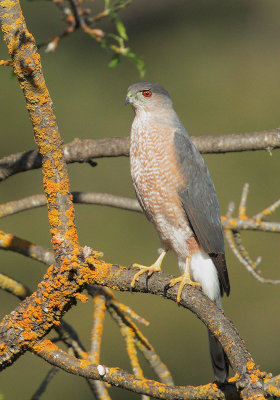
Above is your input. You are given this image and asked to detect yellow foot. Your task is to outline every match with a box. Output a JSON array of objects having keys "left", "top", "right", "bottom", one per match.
[
  {"left": 168, "top": 273, "right": 201, "bottom": 303},
  {"left": 130, "top": 251, "right": 166, "bottom": 288}
]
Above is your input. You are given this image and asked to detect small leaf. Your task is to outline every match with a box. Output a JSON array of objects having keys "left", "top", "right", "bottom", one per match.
[
  {"left": 108, "top": 54, "right": 121, "bottom": 69},
  {"left": 115, "top": 18, "right": 128, "bottom": 40}
]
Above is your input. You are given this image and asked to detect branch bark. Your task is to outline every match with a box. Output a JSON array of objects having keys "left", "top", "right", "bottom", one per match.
[
  {"left": 0, "top": 0, "right": 98, "bottom": 369},
  {"left": 33, "top": 339, "right": 233, "bottom": 400},
  {"left": 0, "top": 129, "right": 280, "bottom": 182}
]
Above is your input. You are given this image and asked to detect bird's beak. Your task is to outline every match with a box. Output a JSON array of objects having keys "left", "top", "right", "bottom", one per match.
[{"left": 125, "top": 91, "right": 133, "bottom": 106}]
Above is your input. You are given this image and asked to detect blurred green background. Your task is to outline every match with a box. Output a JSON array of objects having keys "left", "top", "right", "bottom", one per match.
[{"left": 1, "top": 0, "right": 280, "bottom": 398}]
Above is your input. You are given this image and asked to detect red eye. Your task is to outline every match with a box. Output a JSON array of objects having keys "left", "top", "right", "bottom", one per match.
[{"left": 142, "top": 90, "right": 152, "bottom": 97}]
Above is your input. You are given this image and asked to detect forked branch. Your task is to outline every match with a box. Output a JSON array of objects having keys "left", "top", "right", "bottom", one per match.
[{"left": 223, "top": 183, "right": 280, "bottom": 284}]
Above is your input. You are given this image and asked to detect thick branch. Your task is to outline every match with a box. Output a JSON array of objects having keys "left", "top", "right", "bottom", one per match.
[
  {"left": 0, "top": 129, "right": 280, "bottom": 182},
  {"left": 85, "top": 262, "right": 252, "bottom": 377},
  {"left": 0, "top": 0, "right": 79, "bottom": 265},
  {"left": 0, "top": 0, "right": 97, "bottom": 369}
]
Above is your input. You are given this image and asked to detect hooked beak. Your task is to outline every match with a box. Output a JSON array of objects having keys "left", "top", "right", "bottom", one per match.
[{"left": 125, "top": 91, "right": 133, "bottom": 106}]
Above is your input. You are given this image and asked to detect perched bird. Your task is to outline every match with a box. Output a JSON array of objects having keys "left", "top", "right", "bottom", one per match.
[{"left": 125, "top": 82, "right": 230, "bottom": 382}]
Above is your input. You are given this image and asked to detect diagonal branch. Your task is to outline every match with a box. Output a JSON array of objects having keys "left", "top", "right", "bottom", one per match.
[
  {"left": 32, "top": 337, "right": 276, "bottom": 400},
  {"left": 32, "top": 338, "right": 235, "bottom": 400},
  {"left": 0, "top": 128, "right": 280, "bottom": 182}
]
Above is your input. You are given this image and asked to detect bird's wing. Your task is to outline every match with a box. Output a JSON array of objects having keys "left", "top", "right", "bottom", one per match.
[{"left": 174, "top": 128, "right": 230, "bottom": 296}]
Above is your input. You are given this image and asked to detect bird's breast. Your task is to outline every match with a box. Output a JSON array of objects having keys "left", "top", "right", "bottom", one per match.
[{"left": 130, "top": 121, "right": 193, "bottom": 249}]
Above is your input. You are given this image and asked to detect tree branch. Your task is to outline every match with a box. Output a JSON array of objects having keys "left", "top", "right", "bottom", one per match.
[
  {"left": 0, "top": 273, "right": 31, "bottom": 299},
  {"left": 0, "top": 128, "right": 280, "bottom": 182},
  {"left": 1, "top": 191, "right": 279, "bottom": 234},
  {"left": 0, "top": 229, "right": 54, "bottom": 265},
  {"left": 0, "top": 192, "right": 141, "bottom": 218},
  {"left": 88, "top": 290, "right": 111, "bottom": 400},
  {"left": 32, "top": 338, "right": 236, "bottom": 400},
  {"left": 0, "top": 0, "right": 99, "bottom": 369}
]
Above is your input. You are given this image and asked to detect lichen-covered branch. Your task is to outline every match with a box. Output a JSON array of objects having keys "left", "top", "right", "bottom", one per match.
[
  {"left": 0, "top": 0, "right": 79, "bottom": 263},
  {"left": 32, "top": 338, "right": 235, "bottom": 400},
  {"left": 0, "top": 59, "right": 13, "bottom": 66},
  {"left": 86, "top": 263, "right": 251, "bottom": 376},
  {"left": 88, "top": 291, "right": 111, "bottom": 400},
  {"left": 32, "top": 337, "right": 277, "bottom": 400},
  {"left": 0, "top": 273, "right": 31, "bottom": 299},
  {"left": 88, "top": 286, "right": 174, "bottom": 387},
  {"left": 0, "top": 0, "right": 99, "bottom": 369},
  {"left": 0, "top": 128, "right": 280, "bottom": 182},
  {"left": 223, "top": 184, "right": 280, "bottom": 284},
  {"left": 0, "top": 229, "right": 54, "bottom": 265}
]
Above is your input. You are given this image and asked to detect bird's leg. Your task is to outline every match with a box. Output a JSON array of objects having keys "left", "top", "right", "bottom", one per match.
[
  {"left": 130, "top": 250, "right": 167, "bottom": 288},
  {"left": 168, "top": 256, "right": 201, "bottom": 303}
]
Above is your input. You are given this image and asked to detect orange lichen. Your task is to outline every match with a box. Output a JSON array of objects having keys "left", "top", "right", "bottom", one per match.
[
  {"left": 247, "top": 360, "right": 255, "bottom": 371},
  {"left": 74, "top": 293, "right": 88, "bottom": 303},
  {"left": 229, "top": 218, "right": 237, "bottom": 227},
  {"left": 1, "top": 0, "right": 135, "bottom": 367},
  {"left": 48, "top": 208, "right": 61, "bottom": 227}
]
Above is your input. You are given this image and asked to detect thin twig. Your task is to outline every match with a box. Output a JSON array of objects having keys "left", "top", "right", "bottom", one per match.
[
  {"left": 0, "top": 59, "right": 13, "bottom": 66},
  {"left": 88, "top": 286, "right": 174, "bottom": 386},
  {"left": 254, "top": 199, "right": 280, "bottom": 220},
  {"left": 224, "top": 229, "right": 280, "bottom": 284},
  {"left": 112, "top": 309, "right": 150, "bottom": 400},
  {"left": 30, "top": 366, "right": 60, "bottom": 400},
  {"left": 238, "top": 183, "right": 249, "bottom": 219},
  {"left": 56, "top": 320, "right": 88, "bottom": 357},
  {"left": 88, "top": 291, "right": 111, "bottom": 400},
  {"left": 223, "top": 184, "right": 280, "bottom": 284},
  {"left": 90, "top": 293, "right": 106, "bottom": 362},
  {"left": 233, "top": 230, "right": 260, "bottom": 270},
  {"left": 39, "top": 0, "right": 104, "bottom": 52}
]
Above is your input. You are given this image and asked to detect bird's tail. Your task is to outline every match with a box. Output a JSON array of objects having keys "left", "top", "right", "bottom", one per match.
[
  {"left": 207, "top": 328, "right": 229, "bottom": 383},
  {"left": 188, "top": 250, "right": 229, "bottom": 381}
]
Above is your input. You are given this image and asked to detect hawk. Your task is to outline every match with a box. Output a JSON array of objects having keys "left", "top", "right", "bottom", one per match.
[{"left": 125, "top": 82, "right": 230, "bottom": 382}]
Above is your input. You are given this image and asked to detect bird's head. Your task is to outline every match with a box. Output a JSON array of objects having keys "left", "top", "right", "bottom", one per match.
[{"left": 125, "top": 82, "right": 173, "bottom": 113}]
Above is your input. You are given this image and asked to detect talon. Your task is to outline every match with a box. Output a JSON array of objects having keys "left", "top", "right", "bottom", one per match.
[
  {"left": 166, "top": 256, "right": 201, "bottom": 303},
  {"left": 130, "top": 251, "right": 166, "bottom": 288},
  {"left": 168, "top": 273, "right": 200, "bottom": 303}
]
